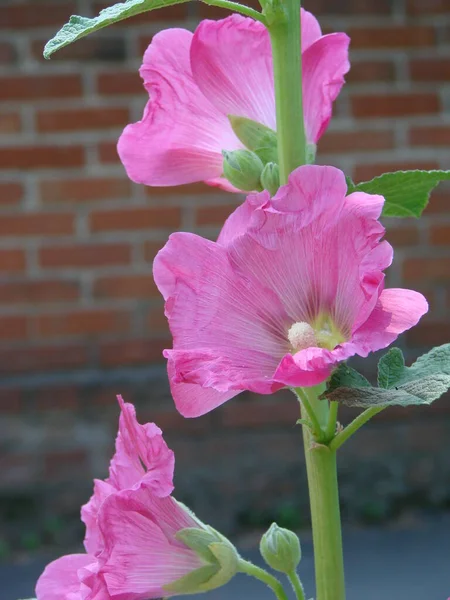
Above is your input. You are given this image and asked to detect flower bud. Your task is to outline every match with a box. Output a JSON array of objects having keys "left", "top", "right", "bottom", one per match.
[
  {"left": 222, "top": 149, "right": 264, "bottom": 192},
  {"left": 166, "top": 525, "right": 240, "bottom": 594},
  {"left": 260, "top": 162, "right": 280, "bottom": 196},
  {"left": 260, "top": 523, "right": 301, "bottom": 574}
]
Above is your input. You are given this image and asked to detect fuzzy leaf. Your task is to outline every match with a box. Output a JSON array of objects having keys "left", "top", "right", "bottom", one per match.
[
  {"left": 326, "top": 374, "right": 450, "bottom": 407},
  {"left": 377, "top": 347, "right": 405, "bottom": 389},
  {"left": 399, "top": 343, "right": 450, "bottom": 383},
  {"left": 321, "top": 363, "right": 371, "bottom": 398},
  {"left": 44, "top": 0, "right": 190, "bottom": 58},
  {"left": 352, "top": 170, "right": 450, "bottom": 218}
]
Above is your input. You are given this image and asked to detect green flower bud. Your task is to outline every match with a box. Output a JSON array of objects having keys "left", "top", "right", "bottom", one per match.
[
  {"left": 222, "top": 149, "right": 264, "bottom": 192},
  {"left": 260, "top": 523, "right": 301, "bottom": 574},
  {"left": 165, "top": 525, "right": 240, "bottom": 594},
  {"left": 260, "top": 162, "right": 280, "bottom": 196}
]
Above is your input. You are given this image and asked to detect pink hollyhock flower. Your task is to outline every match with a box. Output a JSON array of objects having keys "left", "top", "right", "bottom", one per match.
[
  {"left": 36, "top": 396, "right": 174, "bottom": 600},
  {"left": 154, "top": 165, "right": 428, "bottom": 417},
  {"left": 118, "top": 10, "right": 350, "bottom": 191},
  {"left": 96, "top": 487, "right": 238, "bottom": 598}
]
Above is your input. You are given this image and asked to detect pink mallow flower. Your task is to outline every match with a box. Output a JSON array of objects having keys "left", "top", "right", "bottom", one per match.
[
  {"left": 154, "top": 165, "right": 428, "bottom": 418},
  {"left": 36, "top": 396, "right": 175, "bottom": 600},
  {"left": 118, "top": 10, "right": 350, "bottom": 191}
]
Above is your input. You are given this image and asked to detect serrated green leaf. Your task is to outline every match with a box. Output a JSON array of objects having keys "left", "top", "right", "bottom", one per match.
[
  {"left": 399, "top": 343, "right": 450, "bottom": 383},
  {"left": 377, "top": 347, "right": 405, "bottom": 389},
  {"left": 321, "top": 363, "right": 371, "bottom": 399},
  {"left": 44, "top": 0, "right": 190, "bottom": 59},
  {"left": 352, "top": 170, "right": 450, "bottom": 218},
  {"left": 326, "top": 374, "right": 450, "bottom": 407}
]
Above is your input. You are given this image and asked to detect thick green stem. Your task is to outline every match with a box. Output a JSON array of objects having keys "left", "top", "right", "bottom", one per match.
[
  {"left": 287, "top": 570, "right": 306, "bottom": 600},
  {"left": 302, "top": 422, "right": 346, "bottom": 600},
  {"left": 268, "top": 0, "right": 305, "bottom": 183},
  {"left": 329, "top": 406, "right": 385, "bottom": 452},
  {"left": 238, "top": 559, "right": 289, "bottom": 600}
]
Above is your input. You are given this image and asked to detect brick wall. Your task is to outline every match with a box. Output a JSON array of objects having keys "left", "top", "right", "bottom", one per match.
[{"left": 1, "top": 0, "right": 450, "bottom": 551}]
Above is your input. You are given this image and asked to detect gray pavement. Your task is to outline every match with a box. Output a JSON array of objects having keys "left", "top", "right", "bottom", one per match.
[{"left": 3, "top": 515, "right": 450, "bottom": 600}]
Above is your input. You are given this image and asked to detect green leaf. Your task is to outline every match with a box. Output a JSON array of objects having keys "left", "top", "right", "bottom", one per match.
[
  {"left": 377, "top": 347, "right": 405, "bottom": 388},
  {"left": 352, "top": 170, "right": 450, "bottom": 218},
  {"left": 326, "top": 374, "right": 450, "bottom": 407},
  {"left": 321, "top": 363, "right": 371, "bottom": 398},
  {"left": 345, "top": 176, "right": 356, "bottom": 194},
  {"left": 399, "top": 343, "right": 450, "bottom": 383},
  {"left": 44, "top": 0, "right": 190, "bottom": 59}
]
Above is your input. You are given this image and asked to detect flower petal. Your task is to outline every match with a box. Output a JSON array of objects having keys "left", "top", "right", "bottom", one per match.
[
  {"left": 191, "top": 15, "right": 276, "bottom": 129},
  {"left": 81, "top": 479, "right": 115, "bottom": 555},
  {"left": 301, "top": 8, "right": 323, "bottom": 51},
  {"left": 303, "top": 32, "right": 350, "bottom": 143},
  {"left": 118, "top": 29, "right": 240, "bottom": 188},
  {"left": 36, "top": 554, "right": 93, "bottom": 600},
  {"left": 274, "top": 348, "right": 336, "bottom": 387}
]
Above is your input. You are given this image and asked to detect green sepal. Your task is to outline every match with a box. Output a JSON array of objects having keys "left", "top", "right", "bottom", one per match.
[
  {"left": 260, "top": 162, "right": 280, "bottom": 195},
  {"left": 222, "top": 149, "right": 264, "bottom": 191},
  {"left": 347, "top": 170, "right": 450, "bottom": 218},
  {"left": 176, "top": 527, "right": 218, "bottom": 563},
  {"left": 377, "top": 347, "right": 405, "bottom": 389},
  {"left": 260, "top": 522, "right": 301, "bottom": 573},
  {"left": 164, "top": 564, "right": 219, "bottom": 594},
  {"left": 44, "top": 0, "right": 190, "bottom": 59},
  {"left": 228, "top": 115, "right": 278, "bottom": 152}
]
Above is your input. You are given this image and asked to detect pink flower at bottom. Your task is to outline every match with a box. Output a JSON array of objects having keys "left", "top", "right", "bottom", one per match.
[
  {"left": 154, "top": 165, "right": 428, "bottom": 417},
  {"left": 118, "top": 10, "right": 349, "bottom": 191}
]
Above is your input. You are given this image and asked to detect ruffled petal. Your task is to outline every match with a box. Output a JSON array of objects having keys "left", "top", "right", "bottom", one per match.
[
  {"left": 303, "top": 32, "right": 350, "bottom": 143},
  {"left": 36, "top": 554, "right": 93, "bottom": 600},
  {"left": 118, "top": 29, "right": 240, "bottom": 188},
  {"left": 191, "top": 15, "right": 276, "bottom": 129},
  {"left": 273, "top": 348, "right": 336, "bottom": 387},
  {"left": 154, "top": 232, "right": 290, "bottom": 399},
  {"left": 301, "top": 8, "right": 323, "bottom": 51},
  {"left": 81, "top": 479, "right": 115, "bottom": 555}
]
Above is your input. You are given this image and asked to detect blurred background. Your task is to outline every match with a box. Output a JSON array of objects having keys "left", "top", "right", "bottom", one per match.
[{"left": 1, "top": 0, "right": 450, "bottom": 580}]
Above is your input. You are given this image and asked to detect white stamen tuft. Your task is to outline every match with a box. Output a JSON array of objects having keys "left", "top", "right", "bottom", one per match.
[{"left": 288, "top": 322, "right": 317, "bottom": 351}]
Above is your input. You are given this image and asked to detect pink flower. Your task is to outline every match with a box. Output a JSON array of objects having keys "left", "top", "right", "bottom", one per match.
[
  {"left": 118, "top": 10, "right": 350, "bottom": 191},
  {"left": 96, "top": 487, "right": 238, "bottom": 598},
  {"left": 36, "top": 396, "right": 174, "bottom": 600},
  {"left": 154, "top": 165, "right": 428, "bottom": 417}
]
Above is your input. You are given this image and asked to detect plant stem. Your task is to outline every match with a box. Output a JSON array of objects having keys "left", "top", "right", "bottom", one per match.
[
  {"left": 325, "top": 400, "right": 339, "bottom": 441},
  {"left": 201, "top": 0, "right": 267, "bottom": 23},
  {"left": 295, "top": 387, "right": 324, "bottom": 441},
  {"left": 238, "top": 559, "right": 289, "bottom": 600},
  {"left": 329, "top": 406, "right": 385, "bottom": 452},
  {"left": 302, "top": 421, "right": 346, "bottom": 600},
  {"left": 268, "top": 0, "right": 305, "bottom": 183},
  {"left": 287, "top": 570, "right": 306, "bottom": 600}
]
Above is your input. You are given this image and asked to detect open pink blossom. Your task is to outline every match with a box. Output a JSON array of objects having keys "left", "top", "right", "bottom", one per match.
[
  {"left": 154, "top": 165, "right": 428, "bottom": 417},
  {"left": 36, "top": 397, "right": 174, "bottom": 600},
  {"left": 97, "top": 487, "right": 218, "bottom": 599},
  {"left": 118, "top": 10, "right": 350, "bottom": 191}
]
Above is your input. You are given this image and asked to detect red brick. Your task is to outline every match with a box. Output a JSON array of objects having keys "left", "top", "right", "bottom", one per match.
[
  {"left": 90, "top": 207, "right": 181, "bottom": 232},
  {"left": 31, "top": 37, "right": 126, "bottom": 62},
  {"left": 36, "top": 309, "right": 130, "bottom": 338},
  {"left": 319, "top": 130, "right": 394, "bottom": 154},
  {"left": 145, "top": 182, "right": 229, "bottom": 198},
  {"left": 0, "top": 75, "right": 82, "bottom": 101},
  {"left": 147, "top": 305, "right": 169, "bottom": 334},
  {"left": 410, "top": 58, "right": 450, "bottom": 82},
  {"left": 36, "top": 107, "right": 129, "bottom": 133},
  {"left": 302, "top": 0, "right": 391, "bottom": 14},
  {"left": 403, "top": 258, "right": 450, "bottom": 282},
  {"left": 354, "top": 161, "right": 439, "bottom": 182},
  {"left": 45, "top": 449, "right": 87, "bottom": 480},
  {"left": 0, "top": 182, "right": 23, "bottom": 205},
  {"left": 410, "top": 126, "right": 450, "bottom": 147},
  {"left": 39, "top": 243, "right": 131, "bottom": 268},
  {"left": 424, "top": 189, "right": 450, "bottom": 214},
  {"left": 0, "top": 343, "right": 89, "bottom": 374},
  {"left": 98, "top": 141, "right": 120, "bottom": 164},
  {"left": 349, "top": 26, "right": 435, "bottom": 49},
  {"left": 346, "top": 60, "right": 396, "bottom": 84},
  {"left": 0, "top": 41, "right": 16, "bottom": 65},
  {"left": 94, "top": 275, "right": 158, "bottom": 299},
  {"left": 0, "top": 315, "right": 28, "bottom": 340},
  {"left": 352, "top": 93, "right": 440, "bottom": 118},
  {"left": 138, "top": 35, "right": 153, "bottom": 57},
  {"left": 0, "top": 389, "right": 21, "bottom": 414},
  {"left": 0, "top": 249, "right": 26, "bottom": 273},
  {"left": 97, "top": 71, "right": 142, "bottom": 96},
  {"left": 407, "top": 321, "right": 450, "bottom": 347},
  {"left": 0, "top": 111, "right": 20, "bottom": 133},
  {"left": 220, "top": 398, "right": 298, "bottom": 428},
  {"left": 0, "top": 2, "right": 77, "bottom": 28},
  {"left": 144, "top": 241, "right": 164, "bottom": 262},
  {"left": 0, "top": 146, "right": 84, "bottom": 169},
  {"left": 99, "top": 338, "right": 169, "bottom": 366},
  {"left": 0, "top": 281, "right": 79, "bottom": 305},
  {"left": 40, "top": 177, "right": 131, "bottom": 203},
  {"left": 407, "top": 0, "right": 449, "bottom": 15},
  {"left": 0, "top": 213, "right": 74, "bottom": 237},
  {"left": 430, "top": 225, "right": 450, "bottom": 245},
  {"left": 196, "top": 204, "right": 241, "bottom": 226},
  {"left": 386, "top": 226, "right": 420, "bottom": 247},
  {"left": 34, "top": 386, "right": 79, "bottom": 411}
]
